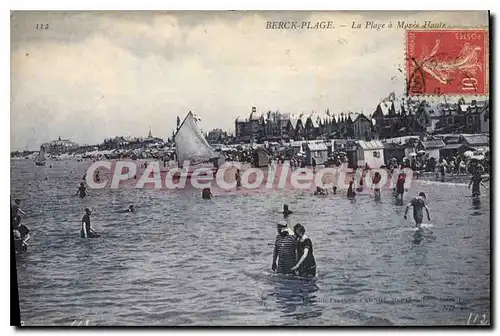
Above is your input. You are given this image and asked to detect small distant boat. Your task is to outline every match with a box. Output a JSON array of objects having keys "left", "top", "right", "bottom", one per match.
[
  {"left": 34, "top": 145, "right": 46, "bottom": 166},
  {"left": 173, "top": 111, "right": 224, "bottom": 179}
]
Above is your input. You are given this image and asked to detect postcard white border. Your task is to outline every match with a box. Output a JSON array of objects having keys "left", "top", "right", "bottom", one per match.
[{"left": 3, "top": 0, "right": 497, "bottom": 335}]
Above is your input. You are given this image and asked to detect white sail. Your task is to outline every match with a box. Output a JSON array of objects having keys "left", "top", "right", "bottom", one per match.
[
  {"left": 35, "top": 146, "right": 46, "bottom": 163},
  {"left": 174, "top": 112, "right": 217, "bottom": 166}
]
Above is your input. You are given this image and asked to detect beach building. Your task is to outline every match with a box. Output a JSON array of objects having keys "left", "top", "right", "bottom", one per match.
[
  {"left": 207, "top": 128, "right": 229, "bottom": 144},
  {"left": 356, "top": 140, "right": 385, "bottom": 168},
  {"left": 416, "top": 139, "right": 446, "bottom": 161},
  {"left": 42, "top": 137, "right": 79, "bottom": 155},
  {"left": 438, "top": 135, "right": 472, "bottom": 158},
  {"left": 461, "top": 134, "right": 489, "bottom": 152},
  {"left": 383, "top": 142, "right": 406, "bottom": 163},
  {"left": 305, "top": 142, "right": 328, "bottom": 166}
]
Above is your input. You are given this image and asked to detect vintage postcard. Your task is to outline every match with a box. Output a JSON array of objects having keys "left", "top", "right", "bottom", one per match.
[{"left": 11, "top": 11, "right": 490, "bottom": 326}]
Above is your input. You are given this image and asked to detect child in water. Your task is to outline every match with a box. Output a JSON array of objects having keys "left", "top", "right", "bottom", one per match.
[
  {"left": 372, "top": 172, "right": 381, "bottom": 199},
  {"left": 76, "top": 182, "right": 89, "bottom": 198},
  {"left": 468, "top": 171, "right": 486, "bottom": 198},
  {"left": 235, "top": 169, "right": 242, "bottom": 188},
  {"left": 439, "top": 160, "right": 447, "bottom": 182},
  {"left": 282, "top": 204, "right": 293, "bottom": 218},
  {"left": 356, "top": 173, "right": 364, "bottom": 192},
  {"left": 395, "top": 173, "right": 406, "bottom": 203},
  {"left": 347, "top": 178, "right": 356, "bottom": 199},
  {"left": 314, "top": 186, "right": 328, "bottom": 195},
  {"left": 404, "top": 192, "right": 431, "bottom": 228},
  {"left": 118, "top": 204, "right": 135, "bottom": 213},
  {"left": 202, "top": 188, "right": 212, "bottom": 199}
]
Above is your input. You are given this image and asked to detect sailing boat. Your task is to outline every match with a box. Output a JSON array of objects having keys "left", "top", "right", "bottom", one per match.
[
  {"left": 173, "top": 111, "right": 223, "bottom": 178},
  {"left": 34, "top": 145, "right": 46, "bottom": 166}
]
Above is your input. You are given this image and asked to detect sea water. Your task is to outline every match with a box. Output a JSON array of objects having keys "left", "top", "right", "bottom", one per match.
[{"left": 12, "top": 159, "right": 490, "bottom": 326}]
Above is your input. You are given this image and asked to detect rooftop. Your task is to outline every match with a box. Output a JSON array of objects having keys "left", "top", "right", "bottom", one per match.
[
  {"left": 306, "top": 142, "right": 328, "bottom": 151},
  {"left": 352, "top": 113, "right": 371, "bottom": 123},
  {"left": 383, "top": 142, "right": 404, "bottom": 149},
  {"left": 383, "top": 136, "right": 420, "bottom": 145},
  {"left": 442, "top": 143, "right": 468, "bottom": 150},
  {"left": 289, "top": 115, "right": 301, "bottom": 129},
  {"left": 358, "top": 140, "right": 384, "bottom": 150},
  {"left": 419, "top": 139, "right": 446, "bottom": 149},
  {"left": 462, "top": 134, "right": 489, "bottom": 146}
]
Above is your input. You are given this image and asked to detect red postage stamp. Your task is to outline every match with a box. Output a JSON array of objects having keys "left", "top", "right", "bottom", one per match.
[{"left": 406, "top": 30, "right": 488, "bottom": 96}]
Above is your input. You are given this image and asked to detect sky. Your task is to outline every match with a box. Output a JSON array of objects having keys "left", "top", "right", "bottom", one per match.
[{"left": 11, "top": 11, "right": 488, "bottom": 150}]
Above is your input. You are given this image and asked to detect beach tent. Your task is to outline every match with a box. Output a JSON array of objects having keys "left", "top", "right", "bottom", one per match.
[{"left": 253, "top": 147, "right": 269, "bottom": 168}]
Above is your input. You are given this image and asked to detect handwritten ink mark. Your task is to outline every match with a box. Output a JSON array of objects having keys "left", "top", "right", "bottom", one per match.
[
  {"left": 36, "top": 23, "right": 49, "bottom": 30},
  {"left": 467, "top": 313, "right": 489, "bottom": 325}
]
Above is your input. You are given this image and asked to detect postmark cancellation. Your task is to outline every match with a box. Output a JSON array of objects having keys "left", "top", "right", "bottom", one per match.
[{"left": 406, "top": 29, "right": 488, "bottom": 96}]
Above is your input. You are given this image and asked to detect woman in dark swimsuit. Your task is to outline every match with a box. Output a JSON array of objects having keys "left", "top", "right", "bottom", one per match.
[
  {"left": 291, "top": 224, "right": 317, "bottom": 277},
  {"left": 81, "top": 208, "right": 98, "bottom": 238}
]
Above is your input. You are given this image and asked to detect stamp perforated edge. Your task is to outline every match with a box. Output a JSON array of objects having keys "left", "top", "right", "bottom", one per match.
[{"left": 403, "top": 27, "right": 490, "bottom": 98}]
